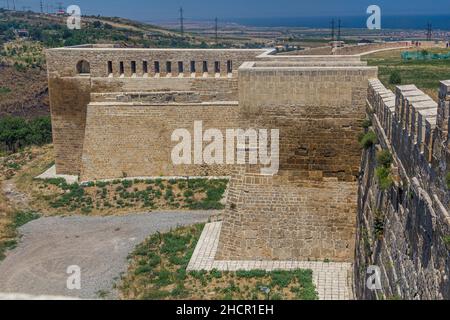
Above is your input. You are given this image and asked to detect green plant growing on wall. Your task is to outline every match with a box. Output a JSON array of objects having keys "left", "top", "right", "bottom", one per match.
[
  {"left": 443, "top": 236, "right": 450, "bottom": 248},
  {"left": 377, "top": 150, "right": 393, "bottom": 168},
  {"left": 362, "top": 119, "right": 372, "bottom": 129},
  {"left": 359, "top": 131, "right": 378, "bottom": 149},
  {"left": 375, "top": 149, "right": 394, "bottom": 191},
  {"left": 376, "top": 166, "right": 393, "bottom": 191},
  {"left": 446, "top": 172, "right": 450, "bottom": 189},
  {"left": 374, "top": 210, "right": 386, "bottom": 239}
]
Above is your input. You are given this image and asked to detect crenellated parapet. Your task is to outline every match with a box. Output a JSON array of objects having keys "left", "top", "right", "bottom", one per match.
[{"left": 359, "top": 79, "right": 450, "bottom": 300}]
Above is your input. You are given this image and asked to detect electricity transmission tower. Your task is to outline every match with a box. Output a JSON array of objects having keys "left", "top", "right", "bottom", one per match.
[
  {"left": 331, "top": 19, "right": 335, "bottom": 41},
  {"left": 426, "top": 22, "right": 433, "bottom": 41},
  {"left": 179, "top": 7, "right": 184, "bottom": 37},
  {"left": 40, "top": 0, "right": 44, "bottom": 13},
  {"left": 215, "top": 17, "right": 218, "bottom": 44},
  {"left": 337, "top": 19, "right": 341, "bottom": 42}
]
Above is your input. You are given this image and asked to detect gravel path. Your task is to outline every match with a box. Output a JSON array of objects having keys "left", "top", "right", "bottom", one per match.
[{"left": 0, "top": 211, "right": 215, "bottom": 299}]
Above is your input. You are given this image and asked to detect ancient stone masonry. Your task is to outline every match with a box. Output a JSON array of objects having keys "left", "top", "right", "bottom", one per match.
[
  {"left": 46, "top": 46, "right": 266, "bottom": 177},
  {"left": 216, "top": 59, "right": 377, "bottom": 262},
  {"left": 46, "top": 45, "right": 377, "bottom": 264},
  {"left": 355, "top": 79, "right": 450, "bottom": 299}
]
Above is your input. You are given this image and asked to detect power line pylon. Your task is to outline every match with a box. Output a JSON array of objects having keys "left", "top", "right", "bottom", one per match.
[
  {"left": 215, "top": 17, "right": 218, "bottom": 44},
  {"left": 337, "top": 19, "right": 341, "bottom": 42},
  {"left": 331, "top": 19, "right": 335, "bottom": 41},
  {"left": 180, "top": 7, "right": 184, "bottom": 37}
]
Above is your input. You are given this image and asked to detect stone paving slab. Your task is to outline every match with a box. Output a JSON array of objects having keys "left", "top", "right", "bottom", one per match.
[{"left": 187, "top": 222, "right": 354, "bottom": 300}]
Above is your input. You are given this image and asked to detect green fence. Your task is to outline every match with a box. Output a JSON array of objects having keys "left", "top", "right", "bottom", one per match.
[{"left": 402, "top": 50, "right": 450, "bottom": 61}]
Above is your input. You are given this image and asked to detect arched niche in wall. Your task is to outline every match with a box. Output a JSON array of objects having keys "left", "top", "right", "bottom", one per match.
[{"left": 76, "top": 60, "right": 90, "bottom": 74}]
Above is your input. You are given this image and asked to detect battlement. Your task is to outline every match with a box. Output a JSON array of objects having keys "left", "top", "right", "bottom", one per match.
[{"left": 367, "top": 78, "right": 450, "bottom": 204}]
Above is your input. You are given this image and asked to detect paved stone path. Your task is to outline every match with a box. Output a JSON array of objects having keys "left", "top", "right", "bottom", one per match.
[
  {"left": 0, "top": 211, "right": 214, "bottom": 299},
  {"left": 187, "top": 222, "right": 354, "bottom": 300}
]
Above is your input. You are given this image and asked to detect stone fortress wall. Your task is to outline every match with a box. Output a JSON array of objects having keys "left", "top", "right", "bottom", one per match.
[
  {"left": 46, "top": 46, "right": 376, "bottom": 265},
  {"left": 46, "top": 47, "right": 266, "bottom": 177},
  {"left": 355, "top": 79, "right": 450, "bottom": 299},
  {"left": 47, "top": 44, "right": 450, "bottom": 298},
  {"left": 216, "top": 59, "right": 377, "bottom": 262}
]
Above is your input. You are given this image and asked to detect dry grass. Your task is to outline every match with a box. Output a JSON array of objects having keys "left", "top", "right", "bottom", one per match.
[
  {"left": 0, "top": 145, "right": 51, "bottom": 259},
  {"left": 7, "top": 145, "right": 227, "bottom": 217}
]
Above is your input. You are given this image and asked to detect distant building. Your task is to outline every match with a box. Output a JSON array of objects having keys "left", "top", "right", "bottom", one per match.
[{"left": 14, "top": 29, "right": 29, "bottom": 38}]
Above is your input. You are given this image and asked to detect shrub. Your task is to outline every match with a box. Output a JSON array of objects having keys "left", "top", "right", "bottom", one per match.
[
  {"left": 362, "top": 119, "right": 372, "bottom": 129},
  {"left": 389, "top": 70, "right": 402, "bottom": 85},
  {"left": 377, "top": 150, "right": 393, "bottom": 168},
  {"left": 374, "top": 210, "right": 385, "bottom": 239},
  {"left": 13, "top": 211, "right": 40, "bottom": 228},
  {"left": 360, "top": 131, "right": 378, "bottom": 149},
  {"left": 446, "top": 172, "right": 450, "bottom": 189},
  {"left": 0, "top": 86, "right": 11, "bottom": 94},
  {"left": 443, "top": 236, "right": 450, "bottom": 247},
  {"left": 376, "top": 166, "right": 393, "bottom": 191},
  {"left": 0, "top": 116, "right": 52, "bottom": 153}
]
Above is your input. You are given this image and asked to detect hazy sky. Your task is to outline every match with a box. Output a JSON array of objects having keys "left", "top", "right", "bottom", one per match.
[{"left": 4, "top": 0, "right": 450, "bottom": 21}]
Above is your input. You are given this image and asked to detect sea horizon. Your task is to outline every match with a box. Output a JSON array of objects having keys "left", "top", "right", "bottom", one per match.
[{"left": 147, "top": 14, "right": 450, "bottom": 31}]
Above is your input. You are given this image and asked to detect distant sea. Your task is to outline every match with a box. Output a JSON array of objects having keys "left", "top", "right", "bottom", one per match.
[{"left": 228, "top": 15, "right": 450, "bottom": 30}]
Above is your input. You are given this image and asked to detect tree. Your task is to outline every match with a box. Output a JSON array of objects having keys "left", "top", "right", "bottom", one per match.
[{"left": 0, "top": 117, "right": 30, "bottom": 153}]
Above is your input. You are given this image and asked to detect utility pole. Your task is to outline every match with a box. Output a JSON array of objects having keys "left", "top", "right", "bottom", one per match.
[
  {"left": 180, "top": 7, "right": 184, "bottom": 37},
  {"left": 40, "top": 0, "right": 44, "bottom": 13},
  {"left": 215, "top": 17, "right": 218, "bottom": 44},
  {"left": 12, "top": 0, "right": 15, "bottom": 10},
  {"left": 331, "top": 19, "right": 335, "bottom": 41}
]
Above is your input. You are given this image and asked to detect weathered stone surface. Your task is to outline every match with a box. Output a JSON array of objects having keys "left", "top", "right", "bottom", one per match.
[{"left": 355, "top": 79, "right": 450, "bottom": 300}]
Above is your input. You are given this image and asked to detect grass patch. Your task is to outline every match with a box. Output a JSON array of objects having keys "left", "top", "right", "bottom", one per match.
[
  {"left": 0, "top": 210, "right": 40, "bottom": 260},
  {"left": 29, "top": 177, "right": 228, "bottom": 216},
  {"left": 12, "top": 211, "right": 40, "bottom": 228},
  {"left": 0, "top": 86, "right": 11, "bottom": 94},
  {"left": 364, "top": 48, "right": 450, "bottom": 101},
  {"left": 118, "top": 224, "right": 318, "bottom": 300}
]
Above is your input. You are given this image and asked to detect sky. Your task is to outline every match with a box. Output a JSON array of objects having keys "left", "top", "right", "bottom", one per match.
[{"left": 2, "top": 0, "right": 450, "bottom": 22}]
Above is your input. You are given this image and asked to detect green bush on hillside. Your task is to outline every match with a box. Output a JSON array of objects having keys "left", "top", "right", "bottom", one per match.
[{"left": 0, "top": 116, "right": 52, "bottom": 153}]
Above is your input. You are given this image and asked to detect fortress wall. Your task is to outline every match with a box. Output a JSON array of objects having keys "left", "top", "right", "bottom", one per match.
[
  {"left": 354, "top": 79, "right": 450, "bottom": 299},
  {"left": 79, "top": 102, "right": 244, "bottom": 181},
  {"left": 46, "top": 48, "right": 266, "bottom": 78},
  {"left": 47, "top": 76, "right": 91, "bottom": 175},
  {"left": 216, "top": 64, "right": 378, "bottom": 262},
  {"left": 46, "top": 48, "right": 264, "bottom": 175},
  {"left": 238, "top": 66, "right": 378, "bottom": 180}
]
